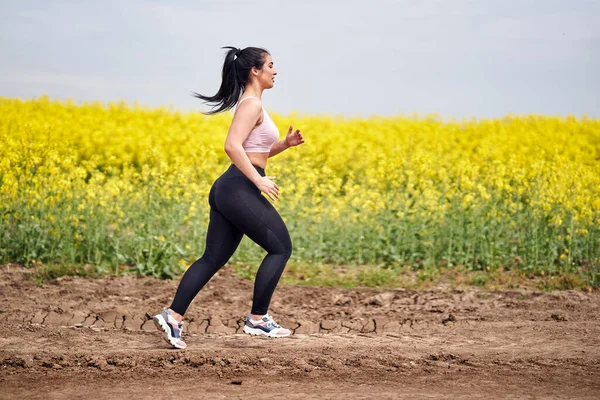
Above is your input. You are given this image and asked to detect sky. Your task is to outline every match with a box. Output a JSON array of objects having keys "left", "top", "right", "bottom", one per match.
[{"left": 1, "top": 0, "right": 599, "bottom": 119}]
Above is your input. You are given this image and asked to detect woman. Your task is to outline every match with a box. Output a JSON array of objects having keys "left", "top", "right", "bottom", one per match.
[{"left": 153, "top": 46, "right": 304, "bottom": 349}]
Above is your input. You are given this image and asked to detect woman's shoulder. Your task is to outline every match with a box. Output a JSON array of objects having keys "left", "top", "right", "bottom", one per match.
[
  {"left": 234, "top": 96, "right": 264, "bottom": 126},
  {"left": 238, "top": 96, "right": 262, "bottom": 107}
]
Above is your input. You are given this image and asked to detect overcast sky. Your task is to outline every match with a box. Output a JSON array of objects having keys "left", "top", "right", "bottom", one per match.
[{"left": 1, "top": 0, "right": 599, "bottom": 118}]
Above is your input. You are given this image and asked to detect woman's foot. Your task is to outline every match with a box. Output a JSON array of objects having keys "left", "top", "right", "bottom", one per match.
[
  {"left": 243, "top": 313, "right": 291, "bottom": 337},
  {"left": 153, "top": 308, "right": 187, "bottom": 349}
]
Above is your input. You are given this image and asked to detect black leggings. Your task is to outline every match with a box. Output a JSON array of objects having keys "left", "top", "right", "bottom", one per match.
[{"left": 170, "top": 164, "right": 292, "bottom": 316}]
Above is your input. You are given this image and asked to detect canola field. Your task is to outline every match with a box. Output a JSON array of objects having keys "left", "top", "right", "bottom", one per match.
[{"left": 1, "top": 97, "right": 599, "bottom": 285}]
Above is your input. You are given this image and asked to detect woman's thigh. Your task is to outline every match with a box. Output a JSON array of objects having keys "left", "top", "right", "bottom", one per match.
[
  {"left": 203, "top": 208, "right": 244, "bottom": 267},
  {"left": 215, "top": 177, "right": 291, "bottom": 254}
]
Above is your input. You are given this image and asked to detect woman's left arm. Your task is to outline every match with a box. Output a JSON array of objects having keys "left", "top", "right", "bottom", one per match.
[{"left": 269, "top": 125, "right": 305, "bottom": 158}]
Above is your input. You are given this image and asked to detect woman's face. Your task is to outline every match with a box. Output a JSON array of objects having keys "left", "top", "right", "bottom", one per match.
[{"left": 255, "top": 53, "right": 277, "bottom": 89}]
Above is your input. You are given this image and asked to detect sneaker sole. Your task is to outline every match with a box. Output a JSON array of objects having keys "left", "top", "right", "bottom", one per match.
[
  {"left": 243, "top": 325, "right": 291, "bottom": 337},
  {"left": 153, "top": 315, "right": 186, "bottom": 349}
]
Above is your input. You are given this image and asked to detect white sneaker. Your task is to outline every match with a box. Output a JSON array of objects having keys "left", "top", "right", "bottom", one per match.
[
  {"left": 153, "top": 308, "right": 187, "bottom": 349},
  {"left": 242, "top": 314, "right": 291, "bottom": 337}
]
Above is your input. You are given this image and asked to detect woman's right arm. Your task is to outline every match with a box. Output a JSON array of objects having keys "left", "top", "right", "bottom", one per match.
[{"left": 224, "top": 100, "right": 279, "bottom": 200}]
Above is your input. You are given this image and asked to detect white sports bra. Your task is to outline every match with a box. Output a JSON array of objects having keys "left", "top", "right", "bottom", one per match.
[{"left": 237, "top": 96, "right": 279, "bottom": 153}]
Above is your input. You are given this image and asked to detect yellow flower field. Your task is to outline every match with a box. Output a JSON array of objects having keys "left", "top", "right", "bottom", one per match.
[{"left": 1, "top": 96, "right": 599, "bottom": 285}]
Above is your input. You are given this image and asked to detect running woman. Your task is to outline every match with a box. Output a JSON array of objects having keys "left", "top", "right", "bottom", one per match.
[{"left": 153, "top": 46, "right": 304, "bottom": 349}]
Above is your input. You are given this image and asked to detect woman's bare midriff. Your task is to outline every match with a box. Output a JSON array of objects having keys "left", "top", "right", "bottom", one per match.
[{"left": 246, "top": 152, "right": 270, "bottom": 169}]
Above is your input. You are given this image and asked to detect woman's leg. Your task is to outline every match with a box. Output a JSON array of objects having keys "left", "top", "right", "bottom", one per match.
[
  {"left": 249, "top": 203, "right": 293, "bottom": 315},
  {"left": 154, "top": 176, "right": 244, "bottom": 348},
  {"left": 169, "top": 207, "right": 243, "bottom": 316},
  {"left": 217, "top": 188, "right": 292, "bottom": 316}
]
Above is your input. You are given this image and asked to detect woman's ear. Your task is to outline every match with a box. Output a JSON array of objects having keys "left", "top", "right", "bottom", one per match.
[{"left": 250, "top": 66, "right": 259, "bottom": 77}]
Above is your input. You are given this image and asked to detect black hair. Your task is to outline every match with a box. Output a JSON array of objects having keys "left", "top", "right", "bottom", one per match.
[{"left": 192, "top": 46, "right": 270, "bottom": 115}]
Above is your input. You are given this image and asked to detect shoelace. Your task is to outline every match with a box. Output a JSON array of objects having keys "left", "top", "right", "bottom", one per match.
[{"left": 264, "top": 314, "right": 281, "bottom": 328}]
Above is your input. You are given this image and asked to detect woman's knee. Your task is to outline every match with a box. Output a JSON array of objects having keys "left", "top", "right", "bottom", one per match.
[
  {"left": 283, "top": 238, "right": 292, "bottom": 257},
  {"left": 268, "top": 229, "right": 292, "bottom": 257},
  {"left": 281, "top": 237, "right": 293, "bottom": 261}
]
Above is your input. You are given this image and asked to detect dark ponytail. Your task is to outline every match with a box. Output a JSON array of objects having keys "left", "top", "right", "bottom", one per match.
[{"left": 192, "top": 46, "right": 270, "bottom": 115}]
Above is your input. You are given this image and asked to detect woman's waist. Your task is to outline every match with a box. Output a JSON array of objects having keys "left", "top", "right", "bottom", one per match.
[
  {"left": 244, "top": 152, "right": 269, "bottom": 170},
  {"left": 222, "top": 163, "right": 266, "bottom": 178}
]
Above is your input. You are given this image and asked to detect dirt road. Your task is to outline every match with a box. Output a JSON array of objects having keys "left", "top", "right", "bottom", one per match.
[{"left": 1, "top": 265, "right": 599, "bottom": 399}]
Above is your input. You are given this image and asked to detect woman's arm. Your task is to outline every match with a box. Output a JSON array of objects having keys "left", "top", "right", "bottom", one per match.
[
  {"left": 225, "top": 100, "right": 263, "bottom": 184},
  {"left": 268, "top": 138, "right": 290, "bottom": 158},
  {"left": 269, "top": 125, "right": 304, "bottom": 158},
  {"left": 225, "top": 99, "right": 280, "bottom": 200}
]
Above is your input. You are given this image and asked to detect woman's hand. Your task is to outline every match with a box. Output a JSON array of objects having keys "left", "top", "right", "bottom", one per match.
[
  {"left": 255, "top": 176, "right": 279, "bottom": 201},
  {"left": 285, "top": 125, "right": 305, "bottom": 147}
]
